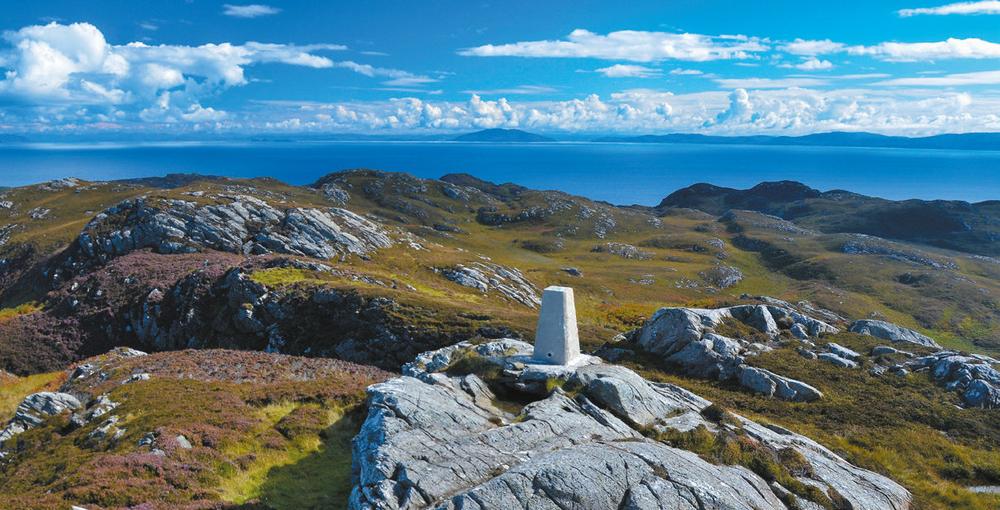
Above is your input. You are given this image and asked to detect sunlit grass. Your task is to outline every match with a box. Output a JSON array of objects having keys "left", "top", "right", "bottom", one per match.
[{"left": 0, "top": 371, "right": 64, "bottom": 421}]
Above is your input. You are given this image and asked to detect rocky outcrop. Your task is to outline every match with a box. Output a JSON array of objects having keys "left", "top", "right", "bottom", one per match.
[
  {"left": 737, "top": 366, "right": 823, "bottom": 402},
  {"left": 71, "top": 195, "right": 392, "bottom": 269},
  {"left": 319, "top": 182, "right": 351, "bottom": 205},
  {"left": 699, "top": 264, "right": 744, "bottom": 288},
  {"left": 38, "top": 178, "right": 82, "bottom": 191},
  {"left": 842, "top": 235, "right": 956, "bottom": 270},
  {"left": 438, "top": 262, "right": 540, "bottom": 308},
  {"left": 0, "top": 392, "right": 82, "bottom": 451},
  {"left": 849, "top": 319, "right": 941, "bottom": 348},
  {"left": 42, "top": 250, "right": 503, "bottom": 372},
  {"left": 630, "top": 305, "right": 834, "bottom": 401},
  {"left": 136, "top": 264, "right": 492, "bottom": 370},
  {"left": 591, "top": 242, "right": 651, "bottom": 260},
  {"left": 907, "top": 351, "right": 1000, "bottom": 408},
  {"left": 351, "top": 340, "right": 911, "bottom": 510}
]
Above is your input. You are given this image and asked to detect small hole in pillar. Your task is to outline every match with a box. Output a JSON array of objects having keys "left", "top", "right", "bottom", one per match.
[{"left": 547, "top": 353, "right": 552, "bottom": 358}]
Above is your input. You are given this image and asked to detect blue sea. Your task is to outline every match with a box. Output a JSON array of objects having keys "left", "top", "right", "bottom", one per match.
[{"left": 0, "top": 141, "right": 997, "bottom": 205}]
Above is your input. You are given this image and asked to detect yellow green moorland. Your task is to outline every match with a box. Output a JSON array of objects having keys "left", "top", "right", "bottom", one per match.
[
  {"left": 0, "top": 171, "right": 998, "bottom": 509},
  {"left": 0, "top": 350, "right": 389, "bottom": 510}
]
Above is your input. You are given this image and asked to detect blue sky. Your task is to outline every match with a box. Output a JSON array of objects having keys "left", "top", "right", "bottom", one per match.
[{"left": 3, "top": 0, "right": 1000, "bottom": 136}]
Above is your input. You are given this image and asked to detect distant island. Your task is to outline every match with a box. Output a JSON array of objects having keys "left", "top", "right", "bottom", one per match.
[
  {"left": 593, "top": 131, "right": 1000, "bottom": 151},
  {"left": 5, "top": 130, "right": 1000, "bottom": 150},
  {"left": 452, "top": 128, "right": 554, "bottom": 143}
]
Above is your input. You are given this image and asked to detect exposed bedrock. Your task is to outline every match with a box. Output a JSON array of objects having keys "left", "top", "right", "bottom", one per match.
[{"left": 350, "top": 340, "right": 911, "bottom": 510}]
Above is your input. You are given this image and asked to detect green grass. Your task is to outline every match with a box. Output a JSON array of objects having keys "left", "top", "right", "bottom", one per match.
[
  {"left": 219, "top": 402, "right": 360, "bottom": 509},
  {"left": 250, "top": 268, "right": 327, "bottom": 287},
  {"left": 256, "top": 408, "right": 365, "bottom": 509}
]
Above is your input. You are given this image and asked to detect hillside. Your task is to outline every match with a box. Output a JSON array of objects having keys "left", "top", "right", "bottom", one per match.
[
  {"left": 452, "top": 128, "right": 554, "bottom": 142},
  {"left": 656, "top": 181, "right": 1000, "bottom": 257},
  {"left": 0, "top": 170, "right": 998, "bottom": 508}
]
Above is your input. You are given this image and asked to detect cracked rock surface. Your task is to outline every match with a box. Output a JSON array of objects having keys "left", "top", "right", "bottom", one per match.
[
  {"left": 350, "top": 339, "right": 911, "bottom": 510},
  {"left": 71, "top": 195, "right": 392, "bottom": 269},
  {"left": 438, "top": 262, "right": 540, "bottom": 308}
]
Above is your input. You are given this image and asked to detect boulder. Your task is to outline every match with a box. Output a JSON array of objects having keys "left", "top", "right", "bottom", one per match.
[
  {"left": 700, "top": 264, "right": 744, "bottom": 288},
  {"left": 849, "top": 319, "right": 941, "bottom": 348},
  {"left": 818, "top": 352, "right": 858, "bottom": 369},
  {"left": 790, "top": 323, "right": 809, "bottom": 339},
  {"left": 827, "top": 342, "right": 860, "bottom": 361},
  {"left": 964, "top": 380, "right": 1000, "bottom": 408},
  {"left": 633, "top": 305, "right": 837, "bottom": 401},
  {"left": 738, "top": 366, "right": 823, "bottom": 402},
  {"left": 561, "top": 266, "right": 583, "bottom": 277},
  {"left": 908, "top": 352, "right": 1000, "bottom": 408}
]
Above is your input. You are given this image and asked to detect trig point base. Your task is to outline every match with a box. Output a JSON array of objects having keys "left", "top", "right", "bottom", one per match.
[{"left": 533, "top": 286, "right": 581, "bottom": 365}]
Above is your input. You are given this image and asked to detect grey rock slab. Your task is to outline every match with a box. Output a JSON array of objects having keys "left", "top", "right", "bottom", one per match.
[
  {"left": 737, "top": 366, "right": 822, "bottom": 402},
  {"left": 827, "top": 342, "right": 861, "bottom": 361},
  {"left": 572, "top": 364, "right": 693, "bottom": 427},
  {"left": 438, "top": 442, "right": 784, "bottom": 510},
  {"left": 351, "top": 376, "right": 638, "bottom": 509},
  {"left": 849, "top": 320, "right": 941, "bottom": 348},
  {"left": 351, "top": 341, "right": 909, "bottom": 510},
  {"left": 818, "top": 352, "right": 859, "bottom": 369}
]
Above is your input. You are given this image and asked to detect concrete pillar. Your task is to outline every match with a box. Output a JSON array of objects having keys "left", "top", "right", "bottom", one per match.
[{"left": 533, "top": 286, "right": 580, "bottom": 365}]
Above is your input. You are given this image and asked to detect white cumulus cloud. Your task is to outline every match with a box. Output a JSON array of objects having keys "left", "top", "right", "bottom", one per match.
[
  {"left": 780, "top": 39, "right": 846, "bottom": 56},
  {"left": 713, "top": 77, "right": 829, "bottom": 89},
  {"left": 793, "top": 57, "right": 834, "bottom": 70},
  {"left": 848, "top": 37, "right": 1000, "bottom": 60},
  {"left": 899, "top": 1, "right": 1000, "bottom": 16},
  {"left": 594, "top": 64, "right": 661, "bottom": 78},
  {"left": 459, "top": 29, "right": 767, "bottom": 62},
  {"left": 877, "top": 70, "right": 1000, "bottom": 86},
  {"left": 0, "top": 22, "right": 410, "bottom": 125},
  {"left": 97, "top": 86, "right": 1000, "bottom": 136},
  {"left": 222, "top": 4, "right": 282, "bottom": 18}
]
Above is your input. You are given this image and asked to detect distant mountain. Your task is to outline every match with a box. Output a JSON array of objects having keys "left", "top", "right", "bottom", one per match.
[
  {"left": 452, "top": 128, "right": 554, "bottom": 143},
  {"left": 595, "top": 131, "right": 1000, "bottom": 151},
  {"left": 657, "top": 181, "right": 1000, "bottom": 256}
]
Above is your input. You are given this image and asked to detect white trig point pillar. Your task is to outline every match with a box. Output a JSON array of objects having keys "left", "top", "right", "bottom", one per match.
[{"left": 533, "top": 286, "right": 580, "bottom": 365}]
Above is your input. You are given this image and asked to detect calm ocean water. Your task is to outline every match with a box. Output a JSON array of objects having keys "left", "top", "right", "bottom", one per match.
[{"left": 0, "top": 141, "right": 997, "bottom": 205}]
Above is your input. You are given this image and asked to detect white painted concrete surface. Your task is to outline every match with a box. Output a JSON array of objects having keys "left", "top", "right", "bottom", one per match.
[{"left": 533, "top": 286, "right": 580, "bottom": 365}]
